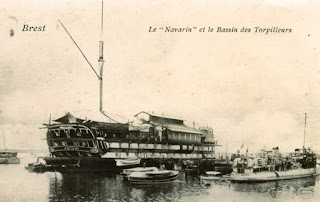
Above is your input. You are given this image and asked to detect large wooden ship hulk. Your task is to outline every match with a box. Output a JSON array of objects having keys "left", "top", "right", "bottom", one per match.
[
  {"left": 30, "top": 1, "right": 217, "bottom": 173},
  {"left": 42, "top": 111, "right": 216, "bottom": 172}
]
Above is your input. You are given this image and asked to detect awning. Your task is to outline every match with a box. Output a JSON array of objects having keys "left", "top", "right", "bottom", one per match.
[{"left": 167, "top": 124, "right": 202, "bottom": 135}]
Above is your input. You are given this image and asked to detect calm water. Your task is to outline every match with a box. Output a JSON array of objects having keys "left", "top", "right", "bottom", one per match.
[{"left": 1, "top": 153, "right": 320, "bottom": 202}]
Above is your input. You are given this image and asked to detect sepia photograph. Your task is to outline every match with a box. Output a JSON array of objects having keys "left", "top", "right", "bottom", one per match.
[{"left": 1, "top": 0, "right": 320, "bottom": 201}]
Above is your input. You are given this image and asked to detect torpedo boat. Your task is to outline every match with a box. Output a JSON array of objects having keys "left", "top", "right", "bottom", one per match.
[{"left": 230, "top": 147, "right": 318, "bottom": 182}]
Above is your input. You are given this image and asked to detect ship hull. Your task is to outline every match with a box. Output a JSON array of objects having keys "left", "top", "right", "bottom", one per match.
[
  {"left": 0, "top": 152, "right": 20, "bottom": 164},
  {"left": 230, "top": 168, "right": 319, "bottom": 182},
  {"left": 43, "top": 156, "right": 130, "bottom": 173},
  {"left": 128, "top": 170, "right": 179, "bottom": 185},
  {"left": 32, "top": 156, "right": 215, "bottom": 174},
  {"left": 0, "top": 157, "right": 20, "bottom": 164}
]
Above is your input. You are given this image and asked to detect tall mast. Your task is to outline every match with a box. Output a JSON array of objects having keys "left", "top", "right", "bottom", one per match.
[
  {"left": 58, "top": 1, "right": 121, "bottom": 123},
  {"left": 303, "top": 113, "right": 307, "bottom": 150},
  {"left": 98, "top": 0, "right": 105, "bottom": 113},
  {"left": 2, "top": 132, "right": 6, "bottom": 151}
]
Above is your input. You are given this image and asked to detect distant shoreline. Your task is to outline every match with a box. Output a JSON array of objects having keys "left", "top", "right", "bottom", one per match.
[{"left": 0, "top": 149, "right": 47, "bottom": 153}]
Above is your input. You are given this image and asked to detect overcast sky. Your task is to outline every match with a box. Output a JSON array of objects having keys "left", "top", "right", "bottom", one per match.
[{"left": 1, "top": 0, "right": 320, "bottom": 154}]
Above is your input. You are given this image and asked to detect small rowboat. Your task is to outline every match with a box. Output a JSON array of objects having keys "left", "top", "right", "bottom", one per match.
[
  {"left": 121, "top": 167, "right": 158, "bottom": 180},
  {"left": 115, "top": 158, "right": 141, "bottom": 167},
  {"left": 128, "top": 170, "right": 179, "bottom": 185},
  {"left": 200, "top": 171, "right": 223, "bottom": 180}
]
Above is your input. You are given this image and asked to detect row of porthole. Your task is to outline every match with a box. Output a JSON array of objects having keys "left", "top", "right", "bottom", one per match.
[{"left": 50, "top": 140, "right": 109, "bottom": 149}]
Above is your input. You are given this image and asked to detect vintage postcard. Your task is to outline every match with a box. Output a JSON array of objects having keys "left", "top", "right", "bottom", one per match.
[{"left": 0, "top": 0, "right": 319, "bottom": 201}]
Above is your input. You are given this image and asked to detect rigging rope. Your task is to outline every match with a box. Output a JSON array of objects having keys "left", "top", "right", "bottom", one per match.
[{"left": 58, "top": 19, "right": 100, "bottom": 79}]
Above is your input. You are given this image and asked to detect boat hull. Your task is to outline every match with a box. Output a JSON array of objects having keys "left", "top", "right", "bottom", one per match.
[
  {"left": 230, "top": 168, "right": 318, "bottom": 182},
  {"left": 200, "top": 176, "right": 221, "bottom": 180},
  {"left": 42, "top": 156, "right": 138, "bottom": 173},
  {"left": 0, "top": 157, "right": 20, "bottom": 164},
  {"left": 0, "top": 152, "right": 20, "bottom": 164},
  {"left": 36, "top": 156, "right": 215, "bottom": 174},
  {"left": 115, "top": 158, "right": 141, "bottom": 167},
  {"left": 121, "top": 167, "right": 158, "bottom": 180},
  {"left": 128, "top": 171, "right": 179, "bottom": 185}
]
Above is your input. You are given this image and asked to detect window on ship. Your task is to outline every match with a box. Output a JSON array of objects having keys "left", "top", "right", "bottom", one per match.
[
  {"left": 175, "top": 133, "right": 179, "bottom": 140},
  {"left": 54, "top": 130, "right": 60, "bottom": 137},
  {"left": 60, "top": 130, "right": 66, "bottom": 137},
  {"left": 70, "top": 129, "right": 76, "bottom": 138},
  {"left": 76, "top": 128, "right": 81, "bottom": 137},
  {"left": 88, "top": 141, "right": 94, "bottom": 147},
  {"left": 81, "top": 130, "right": 88, "bottom": 138},
  {"left": 67, "top": 141, "right": 73, "bottom": 146}
]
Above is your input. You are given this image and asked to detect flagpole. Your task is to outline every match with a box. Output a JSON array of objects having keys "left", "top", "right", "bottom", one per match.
[
  {"left": 240, "top": 142, "right": 244, "bottom": 156},
  {"left": 225, "top": 141, "right": 228, "bottom": 160},
  {"left": 2, "top": 132, "right": 6, "bottom": 151},
  {"left": 246, "top": 145, "right": 248, "bottom": 157},
  {"left": 303, "top": 113, "right": 307, "bottom": 151}
]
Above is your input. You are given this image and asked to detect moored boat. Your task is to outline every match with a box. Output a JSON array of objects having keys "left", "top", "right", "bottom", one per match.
[
  {"left": 121, "top": 166, "right": 158, "bottom": 180},
  {"left": 128, "top": 170, "right": 179, "bottom": 184},
  {"left": 231, "top": 114, "right": 319, "bottom": 183},
  {"left": 27, "top": 162, "right": 46, "bottom": 172},
  {"left": 230, "top": 167, "right": 318, "bottom": 182},
  {"left": 0, "top": 133, "right": 20, "bottom": 164},
  {"left": 0, "top": 151, "right": 20, "bottom": 164},
  {"left": 200, "top": 171, "right": 223, "bottom": 180},
  {"left": 230, "top": 147, "right": 318, "bottom": 182},
  {"left": 115, "top": 158, "right": 141, "bottom": 167}
]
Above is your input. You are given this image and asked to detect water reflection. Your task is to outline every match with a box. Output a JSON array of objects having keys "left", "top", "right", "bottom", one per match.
[
  {"left": 47, "top": 172, "right": 209, "bottom": 202},
  {"left": 3, "top": 153, "right": 319, "bottom": 201},
  {"left": 2, "top": 156, "right": 320, "bottom": 202},
  {"left": 49, "top": 173, "right": 130, "bottom": 201},
  {"left": 47, "top": 171, "right": 320, "bottom": 201},
  {"left": 128, "top": 174, "right": 207, "bottom": 201}
]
